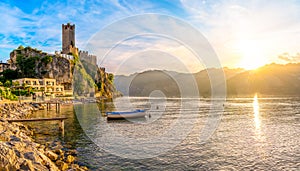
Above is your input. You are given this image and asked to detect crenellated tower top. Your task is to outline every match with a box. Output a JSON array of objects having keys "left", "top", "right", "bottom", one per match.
[{"left": 62, "top": 23, "right": 77, "bottom": 55}]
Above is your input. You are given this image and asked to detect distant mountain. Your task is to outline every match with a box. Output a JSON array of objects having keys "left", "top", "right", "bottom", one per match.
[
  {"left": 114, "top": 63, "right": 300, "bottom": 97},
  {"left": 227, "top": 63, "right": 300, "bottom": 95},
  {"left": 115, "top": 70, "right": 180, "bottom": 97},
  {"left": 114, "top": 68, "right": 242, "bottom": 97}
]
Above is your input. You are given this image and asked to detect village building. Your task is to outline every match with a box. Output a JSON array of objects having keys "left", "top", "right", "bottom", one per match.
[
  {"left": 12, "top": 78, "right": 66, "bottom": 96},
  {"left": 0, "top": 62, "right": 10, "bottom": 72}
]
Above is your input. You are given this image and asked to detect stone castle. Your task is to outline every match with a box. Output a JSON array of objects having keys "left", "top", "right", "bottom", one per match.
[
  {"left": 5, "top": 23, "right": 100, "bottom": 91},
  {"left": 1, "top": 23, "right": 117, "bottom": 98},
  {"left": 62, "top": 23, "right": 77, "bottom": 55},
  {"left": 78, "top": 50, "right": 97, "bottom": 65},
  {"left": 61, "top": 23, "right": 97, "bottom": 66},
  {"left": 8, "top": 23, "right": 98, "bottom": 68}
]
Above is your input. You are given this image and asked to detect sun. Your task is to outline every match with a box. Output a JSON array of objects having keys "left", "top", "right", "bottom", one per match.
[{"left": 235, "top": 40, "right": 268, "bottom": 70}]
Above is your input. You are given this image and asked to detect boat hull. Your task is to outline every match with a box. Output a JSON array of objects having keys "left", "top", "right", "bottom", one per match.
[{"left": 106, "top": 110, "right": 146, "bottom": 120}]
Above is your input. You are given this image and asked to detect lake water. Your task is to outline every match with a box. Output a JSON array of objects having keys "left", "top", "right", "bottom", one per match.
[{"left": 28, "top": 96, "right": 300, "bottom": 170}]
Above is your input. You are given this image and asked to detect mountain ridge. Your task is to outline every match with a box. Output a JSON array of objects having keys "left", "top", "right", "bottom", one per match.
[{"left": 114, "top": 63, "right": 300, "bottom": 97}]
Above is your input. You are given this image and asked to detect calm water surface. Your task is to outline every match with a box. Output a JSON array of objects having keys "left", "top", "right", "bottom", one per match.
[{"left": 27, "top": 96, "right": 300, "bottom": 170}]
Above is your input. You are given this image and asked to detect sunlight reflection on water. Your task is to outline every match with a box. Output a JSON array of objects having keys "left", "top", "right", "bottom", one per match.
[
  {"left": 253, "top": 93, "right": 261, "bottom": 131},
  {"left": 253, "top": 93, "right": 267, "bottom": 160}
]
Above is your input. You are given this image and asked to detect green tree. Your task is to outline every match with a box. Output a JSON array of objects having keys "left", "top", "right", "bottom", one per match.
[
  {"left": 22, "top": 83, "right": 28, "bottom": 89},
  {"left": 41, "top": 56, "right": 53, "bottom": 64},
  {"left": 4, "top": 80, "right": 11, "bottom": 87},
  {"left": 16, "top": 55, "right": 39, "bottom": 77},
  {"left": 1, "top": 89, "right": 6, "bottom": 98},
  {"left": 17, "top": 45, "right": 24, "bottom": 50},
  {"left": 12, "top": 81, "right": 20, "bottom": 87},
  {"left": 108, "top": 73, "right": 114, "bottom": 83},
  {"left": 1, "top": 69, "right": 19, "bottom": 80}
]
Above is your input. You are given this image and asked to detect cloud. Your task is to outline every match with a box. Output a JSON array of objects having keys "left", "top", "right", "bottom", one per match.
[
  {"left": 0, "top": 0, "right": 160, "bottom": 60},
  {"left": 88, "top": 33, "right": 203, "bottom": 75},
  {"left": 85, "top": 14, "right": 214, "bottom": 75},
  {"left": 278, "top": 52, "right": 300, "bottom": 62},
  {"left": 2, "top": 0, "right": 300, "bottom": 71},
  {"left": 180, "top": 0, "right": 300, "bottom": 67}
]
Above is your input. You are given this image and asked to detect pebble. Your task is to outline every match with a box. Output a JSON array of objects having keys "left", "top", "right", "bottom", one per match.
[
  {"left": 66, "top": 155, "right": 75, "bottom": 163},
  {"left": 45, "top": 150, "right": 58, "bottom": 161},
  {"left": 0, "top": 103, "right": 87, "bottom": 170}
]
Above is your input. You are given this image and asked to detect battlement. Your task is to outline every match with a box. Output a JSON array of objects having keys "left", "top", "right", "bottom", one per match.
[
  {"left": 79, "top": 50, "right": 89, "bottom": 57},
  {"left": 79, "top": 50, "right": 97, "bottom": 65},
  {"left": 62, "top": 23, "right": 75, "bottom": 30}
]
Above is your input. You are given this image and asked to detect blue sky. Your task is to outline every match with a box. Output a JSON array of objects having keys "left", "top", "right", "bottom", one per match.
[{"left": 1, "top": 0, "right": 300, "bottom": 72}]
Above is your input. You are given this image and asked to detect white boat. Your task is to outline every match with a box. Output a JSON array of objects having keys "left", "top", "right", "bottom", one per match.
[{"left": 106, "top": 109, "right": 146, "bottom": 120}]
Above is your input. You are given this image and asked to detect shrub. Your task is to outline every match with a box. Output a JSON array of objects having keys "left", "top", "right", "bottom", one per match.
[
  {"left": 17, "top": 45, "right": 24, "bottom": 50},
  {"left": 3, "top": 80, "right": 11, "bottom": 87},
  {"left": 41, "top": 56, "right": 53, "bottom": 64}
]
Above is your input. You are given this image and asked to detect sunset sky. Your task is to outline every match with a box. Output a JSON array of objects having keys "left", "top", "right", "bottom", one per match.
[{"left": 0, "top": 0, "right": 300, "bottom": 73}]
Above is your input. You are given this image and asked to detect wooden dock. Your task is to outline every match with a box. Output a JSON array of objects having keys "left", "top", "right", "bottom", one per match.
[
  {"left": 6, "top": 117, "right": 67, "bottom": 136},
  {"left": 34, "top": 101, "right": 62, "bottom": 113}
]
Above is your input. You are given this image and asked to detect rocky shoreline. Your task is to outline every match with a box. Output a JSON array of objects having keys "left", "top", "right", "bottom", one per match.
[{"left": 0, "top": 102, "right": 88, "bottom": 171}]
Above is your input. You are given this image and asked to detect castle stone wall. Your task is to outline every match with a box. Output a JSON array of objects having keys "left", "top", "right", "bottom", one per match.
[
  {"left": 79, "top": 50, "right": 97, "bottom": 65},
  {"left": 62, "top": 23, "right": 76, "bottom": 54}
]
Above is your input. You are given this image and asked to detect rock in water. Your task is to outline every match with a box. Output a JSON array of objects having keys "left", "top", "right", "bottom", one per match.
[
  {"left": 56, "top": 160, "right": 69, "bottom": 171},
  {"left": 24, "top": 152, "right": 35, "bottom": 161},
  {"left": 66, "top": 155, "right": 75, "bottom": 163},
  {"left": 19, "top": 160, "right": 34, "bottom": 171},
  {"left": 45, "top": 150, "right": 58, "bottom": 161}
]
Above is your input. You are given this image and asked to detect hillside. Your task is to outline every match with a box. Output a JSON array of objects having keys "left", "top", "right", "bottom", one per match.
[
  {"left": 115, "top": 63, "right": 300, "bottom": 97},
  {"left": 227, "top": 63, "right": 300, "bottom": 95},
  {"left": 115, "top": 68, "right": 243, "bottom": 97},
  {"left": 5, "top": 46, "right": 117, "bottom": 98}
]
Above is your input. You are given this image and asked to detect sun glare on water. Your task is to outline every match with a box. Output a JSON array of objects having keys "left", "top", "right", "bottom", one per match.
[
  {"left": 236, "top": 40, "right": 268, "bottom": 70},
  {"left": 253, "top": 93, "right": 260, "bottom": 130}
]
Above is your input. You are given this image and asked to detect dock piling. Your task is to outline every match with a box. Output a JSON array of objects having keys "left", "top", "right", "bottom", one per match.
[
  {"left": 44, "top": 102, "right": 61, "bottom": 113},
  {"left": 7, "top": 117, "right": 67, "bottom": 136},
  {"left": 59, "top": 119, "right": 64, "bottom": 137}
]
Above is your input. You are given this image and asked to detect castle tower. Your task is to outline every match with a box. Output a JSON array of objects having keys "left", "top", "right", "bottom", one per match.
[{"left": 62, "top": 23, "right": 77, "bottom": 55}]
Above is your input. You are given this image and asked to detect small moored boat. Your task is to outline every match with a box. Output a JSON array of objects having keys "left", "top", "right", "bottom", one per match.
[{"left": 106, "top": 109, "right": 146, "bottom": 120}]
